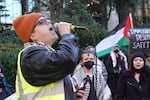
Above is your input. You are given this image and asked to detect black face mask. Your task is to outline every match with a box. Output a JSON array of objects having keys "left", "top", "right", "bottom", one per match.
[
  {"left": 114, "top": 49, "right": 119, "bottom": 53},
  {"left": 84, "top": 61, "right": 94, "bottom": 69},
  {"left": 133, "top": 68, "right": 143, "bottom": 73}
]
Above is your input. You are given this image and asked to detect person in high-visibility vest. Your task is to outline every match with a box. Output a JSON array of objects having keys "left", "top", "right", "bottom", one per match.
[{"left": 13, "top": 13, "right": 80, "bottom": 100}]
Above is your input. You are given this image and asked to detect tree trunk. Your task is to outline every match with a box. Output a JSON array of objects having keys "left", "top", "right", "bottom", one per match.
[{"left": 21, "top": 0, "right": 28, "bottom": 15}]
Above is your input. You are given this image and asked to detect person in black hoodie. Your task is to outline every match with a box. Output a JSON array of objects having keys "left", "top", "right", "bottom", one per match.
[{"left": 116, "top": 52, "right": 150, "bottom": 100}]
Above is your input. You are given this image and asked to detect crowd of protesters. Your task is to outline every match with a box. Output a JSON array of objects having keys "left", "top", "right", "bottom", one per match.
[{"left": 1, "top": 12, "right": 150, "bottom": 100}]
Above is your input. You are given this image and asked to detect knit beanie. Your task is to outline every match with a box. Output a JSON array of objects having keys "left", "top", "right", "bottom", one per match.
[
  {"left": 131, "top": 52, "right": 146, "bottom": 62},
  {"left": 13, "top": 13, "right": 44, "bottom": 43}
]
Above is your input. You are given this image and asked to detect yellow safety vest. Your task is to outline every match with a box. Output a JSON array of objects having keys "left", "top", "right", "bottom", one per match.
[{"left": 16, "top": 49, "right": 65, "bottom": 100}]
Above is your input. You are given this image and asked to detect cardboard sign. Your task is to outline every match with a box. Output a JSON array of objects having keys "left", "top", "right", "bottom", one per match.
[{"left": 128, "top": 28, "right": 150, "bottom": 54}]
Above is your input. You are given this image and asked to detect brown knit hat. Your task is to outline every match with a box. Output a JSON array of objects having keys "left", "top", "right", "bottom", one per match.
[{"left": 13, "top": 13, "right": 44, "bottom": 43}]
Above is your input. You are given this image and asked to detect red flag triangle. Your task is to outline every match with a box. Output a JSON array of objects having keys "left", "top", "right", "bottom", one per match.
[{"left": 123, "top": 13, "right": 133, "bottom": 39}]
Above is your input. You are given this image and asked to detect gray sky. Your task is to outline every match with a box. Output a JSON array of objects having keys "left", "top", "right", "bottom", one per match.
[{"left": 1, "top": 0, "right": 21, "bottom": 24}]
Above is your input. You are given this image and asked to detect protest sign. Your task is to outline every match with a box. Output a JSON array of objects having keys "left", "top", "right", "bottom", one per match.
[{"left": 128, "top": 28, "right": 150, "bottom": 54}]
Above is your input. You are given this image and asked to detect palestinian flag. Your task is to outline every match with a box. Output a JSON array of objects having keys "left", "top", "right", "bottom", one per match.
[{"left": 96, "top": 13, "right": 133, "bottom": 57}]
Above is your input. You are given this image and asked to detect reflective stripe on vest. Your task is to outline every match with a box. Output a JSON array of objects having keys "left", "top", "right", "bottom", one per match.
[{"left": 16, "top": 48, "right": 65, "bottom": 100}]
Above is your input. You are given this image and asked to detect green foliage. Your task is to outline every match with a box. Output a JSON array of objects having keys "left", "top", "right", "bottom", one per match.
[
  {"left": 0, "top": 30, "right": 22, "bottom": 44},
  {"left": 0, "top": 30, "right": 23, "bottom": 88},
  {"left": 138, "top": 20, "right": 150, "bottom": 28},
  {"left": 52, "top": 0, "right": 107, "bottom": 51},
  {"left": 75, "top": 23, "right": 107, "bottom": 50},
  {"left": 0, "top": 51, "right": 18, "bottom": 87},
  {"left": 53, "top": 0, "right": 97, "bottom": 24}
]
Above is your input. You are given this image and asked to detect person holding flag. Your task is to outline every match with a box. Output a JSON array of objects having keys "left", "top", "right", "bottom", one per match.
[{"left": 106, "top": 45, "right": 128, "bottom": 100}]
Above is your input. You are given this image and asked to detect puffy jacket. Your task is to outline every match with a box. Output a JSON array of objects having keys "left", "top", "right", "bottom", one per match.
[
  {"left": 21, "top": 34, "right": 79, "bottom": 86},
  {"left": 16, "top": 34, "right": 79, "bottom": 100}
]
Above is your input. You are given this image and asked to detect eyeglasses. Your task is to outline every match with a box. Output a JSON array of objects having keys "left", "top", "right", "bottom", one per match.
[
  {"left": 35, "top": 18, "right": 49, "bottom": 26},
  {"left": 32, "top": 18, "right": 50, "bottom": 32}
]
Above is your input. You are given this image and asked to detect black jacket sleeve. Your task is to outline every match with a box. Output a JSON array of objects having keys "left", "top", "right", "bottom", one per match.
[
  {"left": 106, "top": 56, "right": 119, "bottom": 77},
  {"left": 116, "top": 71, "right": 127, "bottom": 100},
  {"left": 21, "top": 34, "right": 79, "bottom": 86}
]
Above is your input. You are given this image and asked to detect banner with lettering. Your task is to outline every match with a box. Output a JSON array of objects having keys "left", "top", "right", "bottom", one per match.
[{"left": 128, "top": 28, "right": 150, "bottom": 54}]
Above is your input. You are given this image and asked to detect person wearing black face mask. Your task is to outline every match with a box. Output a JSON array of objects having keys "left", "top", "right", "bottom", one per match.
[
  {"left": 72, "top": 49, "right": 112, "bottom": 100},
  {"left": 116, "top": 52, "right": 150, "bottom": 100},
  {"left": 83, "top": 61, "right": 94, "bottom": 69},
  {"left": 113, "top": 49, "right": 119, "bottom": 54},
  {"left": 106, "top": 45, "right": 128, "bottom": 100}
]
